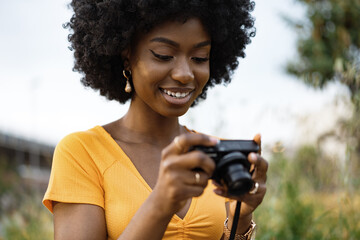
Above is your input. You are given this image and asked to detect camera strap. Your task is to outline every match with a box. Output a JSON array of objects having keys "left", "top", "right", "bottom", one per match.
[{"left": 229, "top": 201, "right": 241, "bottom": 240}]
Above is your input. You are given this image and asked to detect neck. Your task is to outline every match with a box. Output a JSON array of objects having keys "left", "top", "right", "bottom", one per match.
[{"left": 118, "top": 101, "right": 186, "bottom": 145}]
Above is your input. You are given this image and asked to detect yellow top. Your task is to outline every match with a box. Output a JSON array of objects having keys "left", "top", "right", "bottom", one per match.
[{"left": 43, "top": 126, "right": 226, "bottom": 240}]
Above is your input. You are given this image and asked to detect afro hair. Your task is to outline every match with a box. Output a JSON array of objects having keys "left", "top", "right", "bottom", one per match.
[{"left": 65, "top": 0, "right": 256, "bottom": 105}]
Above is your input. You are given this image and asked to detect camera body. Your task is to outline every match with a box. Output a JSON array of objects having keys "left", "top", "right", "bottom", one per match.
[{"left": 192, "top": 140, "right": 259, "bottom": 196}]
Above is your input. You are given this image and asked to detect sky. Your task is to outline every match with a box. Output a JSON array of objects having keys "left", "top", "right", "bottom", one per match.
[{"left": 0, "top": 0, "right": 349, "bottom": 151}]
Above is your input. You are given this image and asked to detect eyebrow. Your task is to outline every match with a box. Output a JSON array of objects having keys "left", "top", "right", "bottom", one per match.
[
  {"left": 150, "top": 37, "right": 211, "bottom": 48},
  {"left": 194, "top": 40, "right": 211, "bottom": 48}
]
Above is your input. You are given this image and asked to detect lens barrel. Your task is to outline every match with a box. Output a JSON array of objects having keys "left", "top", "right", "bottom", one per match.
[{"left": 218, "top": 152, "right": 254, "bottom": 196}]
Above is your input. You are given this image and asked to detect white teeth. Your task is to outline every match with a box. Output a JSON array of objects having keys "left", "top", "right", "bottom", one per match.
[{"left": 162, "top": 89, "right": 190, "bottom": 98}]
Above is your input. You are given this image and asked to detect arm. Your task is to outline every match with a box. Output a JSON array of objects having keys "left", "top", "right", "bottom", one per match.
[
  {"left": 53, "top": 197, "right": 173, "bottom": 240},
  {"left": 53, "top": 202, "right": 107, "bottom": 240},
  {"left": 118, "top": 133, "right": 219, "bottom": 239},
  {"left": 118, "top": 133, "right": 266, "bottom": 240},
  {"left": 46, "top": 134, "right": 108, "bottom": 240},
  {"left": 116, "top": 191, "right": 173, "bottom": 240}
]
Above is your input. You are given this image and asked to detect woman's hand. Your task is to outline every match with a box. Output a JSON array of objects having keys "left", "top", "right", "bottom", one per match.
[
  {"left": 118, "top": 133, "right": 218, "bottom": 240},
  {"left": 151, "top": 133, "right": 218, "bottom": 217},
  {"left": 213, "top": 134, "right": 268, "bottom": 228}
]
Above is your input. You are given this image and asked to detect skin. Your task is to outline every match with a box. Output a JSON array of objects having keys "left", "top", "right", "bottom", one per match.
[{"left": 53, "top": 18, "right": 268, "bottom": 240}]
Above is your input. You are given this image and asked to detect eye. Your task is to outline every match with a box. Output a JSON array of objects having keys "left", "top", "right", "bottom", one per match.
[
  {"left": 149, "top": 50, "right": 173, "bottom": 61},
  {"left": 192, "top": 57, "right": 209, "bottom": 63}
]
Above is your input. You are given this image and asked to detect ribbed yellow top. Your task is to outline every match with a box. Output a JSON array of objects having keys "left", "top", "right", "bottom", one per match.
[{"left": 43, "top": 126, "right": 226, "bottom": 240}]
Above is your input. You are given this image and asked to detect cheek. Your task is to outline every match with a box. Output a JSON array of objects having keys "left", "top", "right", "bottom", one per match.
[
  {"left": 132, "top": 61, "right": 169, "bottom": 86},
  {"left": 196, "top": 65, "right": 210, "bottom": 88},
  {"left": 132, "top": 61, "right": 151, "bottom": 83}
]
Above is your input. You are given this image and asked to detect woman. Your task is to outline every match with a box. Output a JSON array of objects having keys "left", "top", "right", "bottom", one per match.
[{"left": 43, "top": 1, "right": 268, "bottom": 239}]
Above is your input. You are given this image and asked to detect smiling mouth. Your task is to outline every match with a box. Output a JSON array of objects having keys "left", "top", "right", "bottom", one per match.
[{"left": 161, "top": 88, "right": 192, "bottom": 98}]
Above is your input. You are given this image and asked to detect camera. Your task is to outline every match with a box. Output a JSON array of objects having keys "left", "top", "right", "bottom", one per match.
[{"left": 191, "top": 140, "right": 259, "bottom": 196}]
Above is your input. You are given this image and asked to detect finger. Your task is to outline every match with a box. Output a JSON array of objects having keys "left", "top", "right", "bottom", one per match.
[
  {"left": 253, "top": 133, "right": 262, "bottom": 155},
  {"left": 244, "top": 182, "right": 267, "bottom": 199},
  {"left": 163, "top": 151, "right": 216, "bottom": 177},
  {"left": 213, "top": 185, "right": 228, "bottom": 197},
  {"left": 211, "top": 180, "right": 222, "bottom": 187},
  {"left": 211, "top": 180, "right": 229, "bottom": 197},
  {"left": 182, "top": 170, "right": 210, "bottom": 187},
  {"left": 223, "top": 181, "right": 266, "bottom": 203},
  {"left": 248, "top": 153, "right": 268, "bottom": 180},
  {"left": 213, "top": 187, "right": 248, "bottom": 202},
  {"left": 212, "top": 180, "right": 230, "bottom": 198},
  {"left": 213, "top": 187, "right": 226, "bottom": 197},
  {"left": 187, "top": 151, "right": 216, "bottom": 176},
  {"left": 163, "top": 133, "right": 219, "bottom": 157},
  {"left": 173, "top": 136, "right": 186, "bottom": 154},
  {"left": 184, "top": 185, "right": 208, "bottom": 198},
  {"left": 167, "top": 184, "right": 208, "bottom": 201}
]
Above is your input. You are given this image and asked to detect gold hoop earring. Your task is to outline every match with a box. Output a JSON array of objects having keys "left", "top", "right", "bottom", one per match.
[{"left": 123, "top": 70, "right": 132, "bottom": 93}]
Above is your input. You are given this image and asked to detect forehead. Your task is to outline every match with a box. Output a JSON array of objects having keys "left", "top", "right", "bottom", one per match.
[{"left": 135, "top": 18, "right": 211, "bottom": 47}]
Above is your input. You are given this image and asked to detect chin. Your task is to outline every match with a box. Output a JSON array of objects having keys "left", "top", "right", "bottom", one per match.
[{"left": 161, "top": 106, "right": 190, "bottom": 118}]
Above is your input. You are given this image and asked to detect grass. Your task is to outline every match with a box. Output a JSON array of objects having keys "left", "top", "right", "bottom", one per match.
[
  {"left": 254, "top": 147, "right": 360, "bottom": 240},
  {"left": 0, "top": 193, "right": 53, "bottom": 240},
  {"left": 0, "top": 159, "right": 52, "bottom": 240}
]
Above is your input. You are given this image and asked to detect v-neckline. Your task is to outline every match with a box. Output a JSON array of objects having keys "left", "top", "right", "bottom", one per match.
[{"left": 95, "top": 125, "right": 198, "bottom": 221}]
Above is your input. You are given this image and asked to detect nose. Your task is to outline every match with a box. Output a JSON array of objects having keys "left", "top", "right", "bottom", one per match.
[{"left": 171, "top": 57, "right": 194, "bottom": 84}]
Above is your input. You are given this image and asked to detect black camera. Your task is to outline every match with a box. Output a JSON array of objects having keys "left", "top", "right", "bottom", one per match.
[{"left": 192, "top": 140, "right": 259, "bottom": 196}]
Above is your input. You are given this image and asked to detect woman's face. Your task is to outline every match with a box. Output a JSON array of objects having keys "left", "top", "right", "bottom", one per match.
[{"left": 127, "top": 17, "right": 211, "bottom": 117}]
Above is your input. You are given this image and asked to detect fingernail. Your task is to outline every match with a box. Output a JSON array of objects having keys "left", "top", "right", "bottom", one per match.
[
  {"left": 250, "top": 153, "right": 257, "bottom": 161},
  {"left": 209, "top": 137, "right": 220, "bottom": 144},
  {"left": 213, "top": 189, "right": 223, "bottom": 195}
]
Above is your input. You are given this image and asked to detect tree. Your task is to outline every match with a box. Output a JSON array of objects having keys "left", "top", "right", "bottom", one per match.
[
  {"left": 287, "top": 0, "right": 360, "bottom": 102},
  {"left": 286, "top": 0, "right": 360, "bottom": 185}
]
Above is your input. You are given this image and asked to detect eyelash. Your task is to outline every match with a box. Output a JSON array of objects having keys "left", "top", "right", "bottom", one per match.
[
  {"left": 192, "top": 57, "right": 209, "bottom": 63},
  {"left": 149, "top": 50, "right": 209, "bottom": 63},
  {"left": 150, "top": 50, "right": 173, "bottom": 61}
]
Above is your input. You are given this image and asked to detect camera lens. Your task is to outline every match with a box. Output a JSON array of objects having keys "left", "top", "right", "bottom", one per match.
[
  {"left": 217, "top": 152, "right": 254, "bottom": 196},
  {"left": 224, "top": 164, "right": 253, "bottom": 195}
]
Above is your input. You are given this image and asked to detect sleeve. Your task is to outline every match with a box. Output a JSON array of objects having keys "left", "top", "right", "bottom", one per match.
[{"left": 43, "top": 133, "right": 105, "bottom": 213}]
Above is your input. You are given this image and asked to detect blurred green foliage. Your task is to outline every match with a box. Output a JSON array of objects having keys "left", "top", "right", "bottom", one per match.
[
  {"left": 286, "top": 0, "right": 360, "bottom": 160},
  {"left": 286, "top": 0, "right": 360, "bottom": 95},
  {"left": 0, "top": 195, "right": 52, "bottom": 240},
  {"left": 0, "top": 157, "right": 52, "bottom": 240},
  {"left": 284, "top": 3, "right": 360, "bottom": 232},
  {"left": 255, "top": 146, "right": 360, "bottom": 239}
]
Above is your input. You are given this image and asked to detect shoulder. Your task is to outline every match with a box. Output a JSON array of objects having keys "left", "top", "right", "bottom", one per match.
[
  {"left": 58, "top": 126, "right": 102, "bottom": 145},
  {"left": 53, "top": 126, "right": 115, "bottom": 172},
  {"left": 56, "top": 126, "right": 108, "bottom": 153}
]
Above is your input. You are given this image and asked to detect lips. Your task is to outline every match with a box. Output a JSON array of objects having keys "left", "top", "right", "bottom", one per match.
[
  {"left": 160, "top": 88, "right": 194, "bottom": 105},
  {"left": 161, "top": 88, "right": 191, "bottom": 98}
]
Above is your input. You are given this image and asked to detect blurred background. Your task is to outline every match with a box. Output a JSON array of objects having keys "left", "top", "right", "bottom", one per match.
[{"left": 0, "top": 0, "right": 359, "bottom": 239}]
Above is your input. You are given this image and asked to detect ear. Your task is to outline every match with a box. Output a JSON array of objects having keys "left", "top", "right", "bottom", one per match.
[{"left": 121, "top": 48, "right": 131, "bottom": 69}]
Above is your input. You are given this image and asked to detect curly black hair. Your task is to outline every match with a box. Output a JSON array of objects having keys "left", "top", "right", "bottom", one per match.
[{"left": 65, "top": 0, "right": 255, "bottom": 105}]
